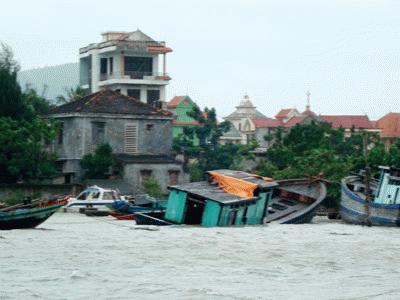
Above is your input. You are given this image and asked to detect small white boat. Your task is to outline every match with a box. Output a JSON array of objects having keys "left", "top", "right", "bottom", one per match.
[{"left": 62, "top": 186, "right": 126, "bottom": 212}]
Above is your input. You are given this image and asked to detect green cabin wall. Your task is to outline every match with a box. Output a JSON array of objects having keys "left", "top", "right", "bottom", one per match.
[
  {"left": 165, "top": 190, "right": 187, "bottom": 223},
  {"left": 245, "top": 192, "right": 267, "bottom": 225},
  {"left": 234, "top": 206, "right": 246, "bottom": 225},
  {"left": 201, "top": 200, "right": 221, "bottom": 227},
  {"left": 165, "top": 189, "right": 273, "bottom": 227},
  {"left": 218, "top": 206, "right": 232, "bottom": 226}
]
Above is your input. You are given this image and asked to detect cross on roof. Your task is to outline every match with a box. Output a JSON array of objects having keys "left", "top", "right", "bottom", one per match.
[{"left": 306, "top": 90, "right": 311, "bottom": 111}]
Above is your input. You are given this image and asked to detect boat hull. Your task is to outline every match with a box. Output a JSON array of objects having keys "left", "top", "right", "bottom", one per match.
[
  {"left": 0, "top": 205, "right": 61, "bottom": 230},
  {"left": 341, "top": 177, "right": 400, "bottom": 226},
  {"left": 110, "top": 211, "right": 134, "bottom": 220},
  {"left": 62, "top": 200, "right": 116, "bottom": 212},
  {"left": 134, "top": 211, "right": 172, "bottom": 226},
  {"left": 265, "top": 179, "right": 327, "bottom": 224}
]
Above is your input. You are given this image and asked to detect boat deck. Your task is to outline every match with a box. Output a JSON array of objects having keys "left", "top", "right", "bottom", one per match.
[{"left": 265, "top": 197, "right": 308, "bottom": 222}]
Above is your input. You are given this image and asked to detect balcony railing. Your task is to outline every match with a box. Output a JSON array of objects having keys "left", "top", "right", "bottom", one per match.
[{"left": 99, "top": 72, "right": 170, "bottom": 81}]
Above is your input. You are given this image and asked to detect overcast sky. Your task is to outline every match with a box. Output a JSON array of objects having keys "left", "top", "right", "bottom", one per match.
[{"left": 1, "top": 0, "right": 400, "bottom": 120}]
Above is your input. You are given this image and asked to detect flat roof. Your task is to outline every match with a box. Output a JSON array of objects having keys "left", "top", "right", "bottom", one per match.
[{"left": 169, "top": 181, "right": 258, "bottom": 204}]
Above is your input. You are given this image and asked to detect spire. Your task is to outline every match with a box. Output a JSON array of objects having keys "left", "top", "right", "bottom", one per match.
[
  {"left": 238, "top": 94, "right": 254, "bottom": 107},
  {"left": 306, "top": 90, "right": 311, "bottom": 111}
]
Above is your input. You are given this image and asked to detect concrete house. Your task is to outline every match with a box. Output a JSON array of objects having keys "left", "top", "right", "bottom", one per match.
[
  {"left": 319, "top": 115, "right": 377, "bottom": 137},
  {"left": 167, "top": 95, "right": 200, "bottom": 145},
  {"left": 79, "top": 30, "right": 172, "bottom": 104},
  {"left": 48, "top": 89, "right": 188, "bottom": 193},
  {"left": 375, "top": 113, "right": 400, "bottom": 151},
  {"left": 223, "top": 95, "right": 266, "bottom": 144}
]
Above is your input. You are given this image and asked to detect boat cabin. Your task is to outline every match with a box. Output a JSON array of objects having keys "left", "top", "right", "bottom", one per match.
[
  {"left": 75, "top": 186, "right": 121, "bottom": 201},
  {"left": 164, "top": 170, "right": 278, "bottom": 227},
  {"left": 375, "top": 166, "right": 400, "bottom": 205}
]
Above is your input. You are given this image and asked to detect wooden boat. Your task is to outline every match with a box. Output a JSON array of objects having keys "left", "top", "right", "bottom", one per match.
[
  {"left": 265, "top": 178, "right": 327, "bottom": 224},
  {"left": 109, "top": 211, "right": 134, "bottom": 220},
  {"left": 142, "top": 170, "right": 327, "bottom": 227},
  {"left": 341, "top": 166, "right": 400, "bottom": 226},
  {"left": 133, "top": 211, "right": 172, "bottom": 226},
  {"left": 107, "top": 199, "right": 167, "bottom": 221},
  {"left": 0, "top": 203, "right": 62, "bottom": 230}
]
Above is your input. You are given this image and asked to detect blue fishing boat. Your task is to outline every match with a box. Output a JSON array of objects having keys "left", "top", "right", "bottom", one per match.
[
  {"left": 341, "top": 166, "right": 400, "bottom": 226},
  {"left": 107, "top": 198, "right": 167, "bottom": 221}
]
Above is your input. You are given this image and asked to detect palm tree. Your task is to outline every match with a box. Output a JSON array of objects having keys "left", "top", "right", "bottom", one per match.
[{"left": 56, "top": 86, "right": 87, "bottom": 104}]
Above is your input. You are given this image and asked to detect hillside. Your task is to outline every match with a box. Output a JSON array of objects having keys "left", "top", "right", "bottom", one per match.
[{"left": 18, "top": 63, "right": 79, "bottom": 102}]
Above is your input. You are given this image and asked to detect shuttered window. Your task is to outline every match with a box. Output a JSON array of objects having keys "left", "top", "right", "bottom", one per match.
[{"left": 125, "top": 123, "right": 138, "bottom": 154}]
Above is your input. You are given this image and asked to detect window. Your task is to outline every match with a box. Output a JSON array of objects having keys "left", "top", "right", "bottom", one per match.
[
  {"left": 147, "top": 90, "right": 160, "bottom": 106},
  {"left": 168, "top": 170, "right": 180, "bottom": 185},
  {"left": 125, "top": 123, "right": 138, "bottom": 154},
  {"left": 77, "top": 192, "right": 88, "bottom": 200},
  {"left": 58, "top": 122, "right": 64, "bottom": 144},
  {"left": 127, "top": 89, "right": 141, "bottom": 100},
  {"left": 92, "top": 122, "right": 105, "bottom": 145},
  {"left": 109, "top": 57, "right": 113, "bottom": 74},
  {"left": 103, "top": 191, "right": 118, "bottom": 200},
  {"left": 100, "top": 58, "right": 108, "bottom": 74},
  {"left": 146, "top": 124, "right": 154, "bottom": 131},
  {"left": 124, "top": 56, "right": 153, "bottom": 78},
  {"left": 140, "top": 170, "right": 153, "bottom": 183}
]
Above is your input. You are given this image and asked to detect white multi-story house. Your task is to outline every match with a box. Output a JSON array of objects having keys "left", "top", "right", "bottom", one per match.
[{"left": 79, "top": 30, "right": 172, "bottom": 104}]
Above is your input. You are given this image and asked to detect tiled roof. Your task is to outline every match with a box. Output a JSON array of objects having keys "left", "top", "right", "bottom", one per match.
[
  {"left": 284, "top": 115, "right": 309, "bottom": 127},
  {"left": 376, "top": 113, "right": 400, "bottom": 137},
  {"left": 252, "top": 118, "right": 282, "bottom": 128},
  {"left": 167, "top": 96, "right": 185, "bottom": 108},
  {"left": 275, "top": 108, "right": 293, "bottom": 119},
  {"left": 302, "top": 109, "right": 318, "bottom": 118},
  {"left": 320, "top": 115, "right": 374, "bottom": 129},
  {"left": 48, "top": 89, "right": 172, "bottom": 116}
]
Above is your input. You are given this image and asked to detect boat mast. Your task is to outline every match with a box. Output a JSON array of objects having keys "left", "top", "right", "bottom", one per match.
[{"left": 363, "top": 132, "right": 372, "bottom": 226}]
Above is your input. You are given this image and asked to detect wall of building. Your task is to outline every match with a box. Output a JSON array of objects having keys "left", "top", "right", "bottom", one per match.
[
  {"left": 123, "top": 163, "right": 189, "bottom": 194},
  {"left": 54, "top": 117, "right": 84, "bottom": 159},
  {"left": 81, "top": 48, "right": 167, "bottom": 101},
  {"left": 52, "top": 114, "right": 174, "bottom": 182},
  {"left": 54, "top": 115, "right": 172, "bottom": 156},
  {"left": 254, "top": 127, "right": 276, "bottom": 148}
]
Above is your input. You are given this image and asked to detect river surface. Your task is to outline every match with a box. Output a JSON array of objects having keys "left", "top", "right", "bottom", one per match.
[{"left": 1, "top": 213, "right": 400, "bottom": 300}]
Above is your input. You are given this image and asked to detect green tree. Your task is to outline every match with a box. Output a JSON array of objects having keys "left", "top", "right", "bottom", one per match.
[
  {"left": 257, "top": 122, "right": 378, "bottom": 207},
  {"left": 80, "top": 144, "right": 114, "bottom": 179},
  {"left": 22, "top": 88, "right": 52, "bottom": 120},
  {"left": 56, "top": 86, "right": 87, "bottom": 104},
  {"left": 141, "top": 176, "right": 162, "bottom": 198},
  {"left": 0, "top": 117, "right": 58, "bottom": 183},
  {"left": 0, "top": 43, "right": 26, "bottom": 119},
  {"left": 173, "top": 106, "right": 256, "bottom": 180},
  {"left": 0, "top": 43, "right": 58, "bottom": 184}
]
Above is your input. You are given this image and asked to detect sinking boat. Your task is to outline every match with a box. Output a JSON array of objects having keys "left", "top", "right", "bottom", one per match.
[
  {"left": 341, "top": 166, "right": 400, "bottom": 226},
  {"left": 0, "top": 200, "right": 64, "bottom": 230},
  {"left": 133, "top": 170, "right": 327, "bottom": 227},
  {"left": 62, "top": 186, "right": 126, "bottom": 212},
  {"left": 266, "top": 178, "right": 327, "bottom": 224}
]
